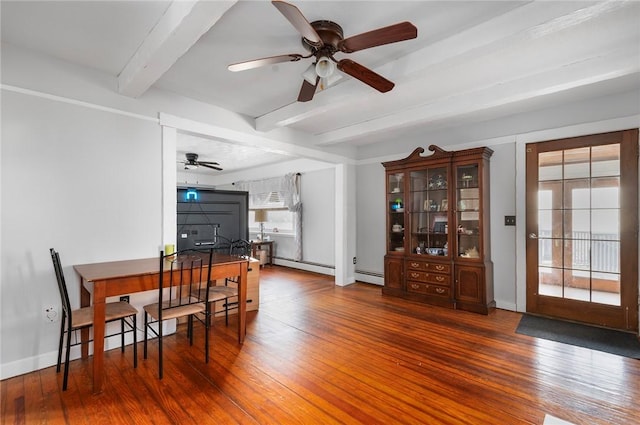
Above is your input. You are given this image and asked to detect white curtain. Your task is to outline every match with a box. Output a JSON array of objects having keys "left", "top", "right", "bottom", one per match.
[{"left": 236, "top": 173, "right": 302, "bottom": 261}]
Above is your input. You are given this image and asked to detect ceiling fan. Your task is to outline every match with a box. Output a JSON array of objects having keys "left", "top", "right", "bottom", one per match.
[
  {"left": 181, "top": 153, "right": 223, "bottom": 171},
  {"left": 228, "top": 0, "right": 417, "bottom": 102}
]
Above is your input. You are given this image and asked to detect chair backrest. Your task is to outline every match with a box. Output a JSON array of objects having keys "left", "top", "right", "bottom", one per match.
[
  {"left": 158, "top": 248, "right": 214, "bottom": 320},
  {"left": 230, "top": 239, "right": 252, "bottom": 258},
  {"left": 50, "top": 248, "right": 72, "bottom": 323},
  {"left": 211, "top": 234, "right": 232, "bottom": 255}
]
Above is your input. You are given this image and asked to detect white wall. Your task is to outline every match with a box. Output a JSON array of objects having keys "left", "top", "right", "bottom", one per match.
[
  {"left": 355, "top": 162, "right": 386, "bottom": 284},
  {"left": 300, "top": 168, "right": 335, "bottom": 267},
  {"left": 1, "top": 89, "right": 162, "bottom": 378},
  {"left": 487, "top": 143, "right": 517, "bottom": 310}
]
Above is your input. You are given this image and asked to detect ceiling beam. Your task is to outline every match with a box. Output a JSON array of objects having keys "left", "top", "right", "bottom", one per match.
[
  {"left": 118, "top": 0, "right": 236, "bottom": 98},
  {"left": 313, "top": 50, "right": 640, "bottom": 146},
  {"left": 159, "top": 113, "right": 353, "bottom": 166}
]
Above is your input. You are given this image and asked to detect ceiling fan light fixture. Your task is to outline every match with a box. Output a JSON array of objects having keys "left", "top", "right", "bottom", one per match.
[
  {"left": 321, "top": 72, "right": 342, "bottom": 90},
  {"left": 315, "top": 56, "right": 335, "bottom": 78},
  {"left": 302, "top": 63, "right": 317, "bottom": 85}
]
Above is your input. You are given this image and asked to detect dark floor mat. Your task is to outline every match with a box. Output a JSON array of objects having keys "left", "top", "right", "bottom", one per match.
[{"left": 516, "top": 314, "right": 640, "bottom": 359}]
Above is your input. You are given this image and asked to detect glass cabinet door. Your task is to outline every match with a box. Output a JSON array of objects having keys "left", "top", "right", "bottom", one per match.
[
  {"left": 455, "top": 164, "right": 481, "bottom": 259},
  {"left": 409, "top": 167, "right": 449, "bottom": 256},
  {"left": 387, "top": 173, "right": 405, "bottom": 253}
]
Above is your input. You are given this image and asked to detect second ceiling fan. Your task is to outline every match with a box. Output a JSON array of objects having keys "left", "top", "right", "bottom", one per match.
[{"left": 228, "top": 0, "right": 417, "bottom": 102}]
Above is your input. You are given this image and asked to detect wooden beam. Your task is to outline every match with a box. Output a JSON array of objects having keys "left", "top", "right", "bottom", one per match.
[{"left": 118, "top": 0, "right": 237, "bottom": 98}]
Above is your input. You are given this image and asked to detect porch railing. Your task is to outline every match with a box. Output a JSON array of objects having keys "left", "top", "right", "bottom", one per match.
[{"left": 538, "top": 231, "right": 619, "bottom": 273}]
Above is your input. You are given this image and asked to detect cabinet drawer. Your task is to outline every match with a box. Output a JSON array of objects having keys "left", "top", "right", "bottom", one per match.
[
  {"left": 406, "top": 260, "right": 450, "bottom": 274},
  {"left": 406, "top": 270, "right": 450, "bottom": 285},
  {"left": 407, "top": 281, "right": 450, "bottom": 297}
]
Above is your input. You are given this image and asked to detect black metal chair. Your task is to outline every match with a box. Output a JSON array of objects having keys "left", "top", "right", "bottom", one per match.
[
  {"left": 50, "top": 248, "right": 138, "bottom": 391},
  {"left": 142, "top": 248, "right": 214, "bottom": 379},
  {"left": 206, "top": 239, "right": 252, "bottom": 325}
]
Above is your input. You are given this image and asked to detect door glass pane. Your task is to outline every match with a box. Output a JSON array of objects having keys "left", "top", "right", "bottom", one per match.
[
  {"left": 537, "top": 144, "right": 621, "bottom": 306},
  {"left": 592, "top": 209, "right": 619, "bottom": 240},
  {"left": 592, "top": 241, "right": 619, "bottom": 273},
  {"left": 538, "top": 267, "right": 562, "bottom": 296},
  {"left": 564, "top": 180, "right": 589, "bottom": 208},
  {"left": 410, "top": 168, "right": 448, "bottom": 256},
  {"left": 389, "top": 173, "right": 404, "bottom": 194},
  {"left": 538, "top": 209, "right": 563, "bottom": 239},
  {"left": 538, "top": 181, "right": 562, "bottom": 209},
  {"left": 564, "top": 210, "right": 590, "bottom": 239},
  {"left": 564, "top": 269, "right": 590, "bottom": 302},
  {"left": 539, "top": 238, "right": 562, "bottom": 268},
  {"left": 592, "top": 272, "right": 620, "bottom": 306},
  {"left": 564, "top": 239, "right": 590, "bottom": 271},
  {"left": 387, "top": 173, "right": 405, "bottom": 252},
  {"left": 456, "top": 164, "right": 480, "bottom": 259},
  {"left": 592, "top": 144, "right": 620, "bottom": 177},
  {"left": 592, "top": 179, "right": 619, "bottom": 207},
  {"left": 564, "top": 147, "right": 590, "bottom": 179},
  {"left": 538, "top": 151, "right": 563, "bottom": 181}
]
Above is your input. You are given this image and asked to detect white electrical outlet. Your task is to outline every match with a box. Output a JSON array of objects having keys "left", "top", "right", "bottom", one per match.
[{"left": 44, "top": 305, "right": 59, "bottom": 322}]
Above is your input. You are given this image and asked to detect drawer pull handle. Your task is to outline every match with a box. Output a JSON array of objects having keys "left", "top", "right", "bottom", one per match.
[
  {"left": 436, "top": 276, "right": 445, "bottom": 282},
  {"left": 435, "top": 265, "right": 445, "bottom": 271},
  {"left": 436, "top": 288, "right": 445, "bottom": 294},
  {"left": 411, "top": 272, "right": 419, "bottom": 278},
  {"left": 411, "top": 284, "right": 419, "bottom": 289},
  {"left": 410, "top": 262, "right": 419, "bottom": 268}
]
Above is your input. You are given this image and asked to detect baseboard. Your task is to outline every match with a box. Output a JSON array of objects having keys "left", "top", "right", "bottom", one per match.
[
  {"left": 274, "top": 260, "right": 386, "bottom": 287},
  {"left": 495, "top": 300, "right": 517, "bottom": 311},
  {"left": 355, "top": 272, "right": 384, "bottom": 286},
  {"left": 274, "top": 259, "right": 335, "bottom": 276},
  {"left": 0, "top": 322, "right": 176, "bottom": 380}
]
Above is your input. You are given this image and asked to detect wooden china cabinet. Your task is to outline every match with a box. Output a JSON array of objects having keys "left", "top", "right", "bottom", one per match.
[{"left": 382, "top": 145, "right": 494, "bottom": 314}]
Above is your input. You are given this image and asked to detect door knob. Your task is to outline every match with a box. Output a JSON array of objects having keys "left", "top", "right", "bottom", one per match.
[{"left": 529, "top": 233, "right": 538, "bottom": 239}]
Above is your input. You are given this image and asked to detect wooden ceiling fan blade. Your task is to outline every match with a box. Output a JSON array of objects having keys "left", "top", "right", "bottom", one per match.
[
  {"left": 338, "top": 22, "right": 417, "bottom": 53},
  {"left": 297, "top": 77, "right": 319, "bottom": 102},
  {"left": 337, "top": 59, "right": 394, "bottom": 93},
  {"left": 198, "top": 161, "right": 220, "bottom": 166},
  {"left": 272, "top": 0, "right": 322, "bottom": 47},
  {"left": 228, "top": 54, "right": 303, "bottom": 72}
]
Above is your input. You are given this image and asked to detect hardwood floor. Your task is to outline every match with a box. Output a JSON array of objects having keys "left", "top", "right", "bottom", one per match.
[{"left": 2, "top": 266, "right": 640, "bottom": 424}]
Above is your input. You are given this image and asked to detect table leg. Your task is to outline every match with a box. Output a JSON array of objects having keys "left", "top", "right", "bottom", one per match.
[
  {"left": 91, "top": 282, "right": 106, "bottom": 393},
  {"left": 238, "top": 262, "right": 247, "bottom": 343},
  {"left": 80, "top": 279, "right": 91, "bottom": 359}
]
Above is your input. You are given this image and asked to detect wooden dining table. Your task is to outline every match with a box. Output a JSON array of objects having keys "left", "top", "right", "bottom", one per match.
[{"left": 73, "top": 253, "right": 249, "bottom": 394}]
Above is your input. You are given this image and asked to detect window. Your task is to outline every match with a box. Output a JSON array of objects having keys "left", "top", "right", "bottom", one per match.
[
  {"left": 248, "top": 190, "right": 295, "bottom": 235},
  {"left": 249, "top": 209, "right": 295, "bottom": 234},
  {"left": 236, "top": 173, "right": 302, "bottom": 260}
]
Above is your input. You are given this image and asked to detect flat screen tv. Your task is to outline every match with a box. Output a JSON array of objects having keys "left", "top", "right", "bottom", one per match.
[{"left": 176, "top": 188, "right": 249, "bottom": 251}]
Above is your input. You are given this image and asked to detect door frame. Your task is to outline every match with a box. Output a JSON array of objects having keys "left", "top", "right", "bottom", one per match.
[{"left": 524, "top": 129, "right": 638, "bottom": 331}]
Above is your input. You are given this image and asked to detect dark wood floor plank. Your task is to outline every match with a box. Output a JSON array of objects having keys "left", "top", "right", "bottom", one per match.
[
  {"left": 38, "top": 366, "right": 69, "bottom": 425},
  {"left": 2, "top": 266, "right": 639, "bottom": 424},
  {"left": 1, "top": 375, "right": 24, "bottom": 425},
  {"left": 22, "top": 367, "right": 44, "bottom": 424}
]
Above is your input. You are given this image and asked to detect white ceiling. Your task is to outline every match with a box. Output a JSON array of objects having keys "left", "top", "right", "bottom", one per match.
[{"left": 2, "top": 1, "right": 639, "bottom": 174}]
